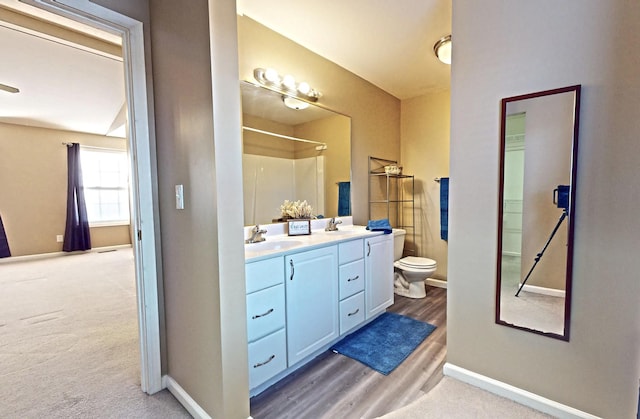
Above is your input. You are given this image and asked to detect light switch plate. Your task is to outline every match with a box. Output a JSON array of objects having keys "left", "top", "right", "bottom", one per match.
[{"left": 175, "top": 184, "right": 184, "bottom": 209}]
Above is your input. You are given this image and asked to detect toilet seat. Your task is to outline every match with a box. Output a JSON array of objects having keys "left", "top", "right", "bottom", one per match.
[{"left": 396, "top": 256, "right": 437, "bottom": 270}]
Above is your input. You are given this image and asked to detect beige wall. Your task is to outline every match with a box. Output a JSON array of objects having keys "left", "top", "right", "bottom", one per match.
[
  {"left": 147, "top": 0, "right": 249, "bottom": 417},
  {"left": 238, "top": 16, "right": 401, "bottom": 225},
  {"left": 0, "top": 122, "right": 130, "bottom": 256},
  {"left": 400, "top": 91, "right": 450, "bottom": 280},
  {"left": 295, "top": 115, "right": 351, "bottom": 218},
  {"left": 449, "top": 1, "right": 640, "bottom": 417}
]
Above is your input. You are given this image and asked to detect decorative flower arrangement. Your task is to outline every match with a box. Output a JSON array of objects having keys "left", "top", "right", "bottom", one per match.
[{"left": 280, "top": 200, "right": 313, "bottom": 219}]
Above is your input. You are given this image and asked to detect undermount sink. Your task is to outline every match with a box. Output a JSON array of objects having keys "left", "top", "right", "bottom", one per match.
[{"left": 245, "top": 240, "right": 303, "bottom": 252}]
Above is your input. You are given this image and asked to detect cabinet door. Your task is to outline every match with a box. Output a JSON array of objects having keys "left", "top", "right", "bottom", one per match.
[
  {"left": 285, "top": 246, "right": 339, "bottom": 366},
  {"left": 365, "top": 234, "right": 394, "bottom": 319}
]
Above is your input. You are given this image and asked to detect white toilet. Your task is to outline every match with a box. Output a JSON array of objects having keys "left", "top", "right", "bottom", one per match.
[{"left": 392, "top": 229, "right": 437, "bottom": 299}]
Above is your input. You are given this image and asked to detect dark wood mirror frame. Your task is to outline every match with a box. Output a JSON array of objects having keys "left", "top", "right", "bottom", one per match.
[{"left": 495, "top": 85, "right": 581, "bottom": 341}]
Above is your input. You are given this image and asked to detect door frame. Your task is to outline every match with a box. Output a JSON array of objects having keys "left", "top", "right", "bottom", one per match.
[{"left": 21, "top": 0, "right": 163, "bottom": 394}]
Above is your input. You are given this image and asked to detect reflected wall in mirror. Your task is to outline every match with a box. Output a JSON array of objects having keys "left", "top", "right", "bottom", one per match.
[
  {"left": 496, "top": 85, "right": 581, "bottom": 341},
  {"left": 240, "top": 81, "right": 351, "bottom": 225}
]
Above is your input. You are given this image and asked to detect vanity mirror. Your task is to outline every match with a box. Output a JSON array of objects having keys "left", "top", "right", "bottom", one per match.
[
  {"left": 240, "top": 81, "right": 351, "bottom": 226},
  {"left": 496, "top": 85, "right": 581, "bottom": 340}
]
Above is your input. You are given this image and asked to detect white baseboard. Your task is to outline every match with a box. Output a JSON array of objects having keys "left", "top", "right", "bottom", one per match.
[
  {"left": 0, "top": 244, "right": 132, "bottom": 264},
  {"left": 442, "top": 363, "right": 600, "bottom": 419},
  {"left": 163, "top": 375, "right": 211, "bottom": 419},
  {"left": 425, "top": 278, "right": 447, "bottom": 289},
  {"left": 518, "top": 283, "right": 565, "bottom": 298}
]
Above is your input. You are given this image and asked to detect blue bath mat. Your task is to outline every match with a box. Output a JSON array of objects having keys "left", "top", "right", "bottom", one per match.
[{"left": 331, "top": 312, "right": 436, "bottom": 375}]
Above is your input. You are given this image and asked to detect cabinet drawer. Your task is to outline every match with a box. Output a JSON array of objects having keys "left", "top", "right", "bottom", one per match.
[
  {"left": 246, "top": 284, "right": 285, "bottom": 342},
  {"left": 339, "top": 291, "right": 365, "bottom": 335},
  {"left": 339, "top": 259, "right": 364, "bottom": 299},
  {"left": 248, "top": 328, "right": 287, "bottom": 389},
  {"left": 339, "top": 239, "right": 363, "bottom": 264},
  {"left": 246, "top": 256, "right": 284, "bottom": 294}
]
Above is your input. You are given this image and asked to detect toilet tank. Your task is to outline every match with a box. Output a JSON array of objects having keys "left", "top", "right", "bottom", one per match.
[{"left": 392, "top": 229, "right": 406, "bottom": 261}]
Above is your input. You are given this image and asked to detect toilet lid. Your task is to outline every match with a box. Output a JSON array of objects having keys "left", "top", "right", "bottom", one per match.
[{"left": 398, "top": 256, "right": 437, "bottom": 269}]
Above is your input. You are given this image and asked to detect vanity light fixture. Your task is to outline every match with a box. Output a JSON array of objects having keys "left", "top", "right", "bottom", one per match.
[
  {"left": 433, "top": 35, "right": 452, "bottom": 65},
  {"left": 253, "top": 67, "right": 320, "bottom": 103}
]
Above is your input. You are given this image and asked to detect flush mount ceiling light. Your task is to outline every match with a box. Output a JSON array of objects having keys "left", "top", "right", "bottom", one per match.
[
  {"left": 282, "top": 96, "right": 309, "bottom": 110},
  {"left": 433, "top": 35, "right": 452, "bottom": 65},
  {"left": 254, "top": 67, "right": 320, "bottom": 103},
  {"left": 0, "top": 83, "right": 20, "bottom": 94}
]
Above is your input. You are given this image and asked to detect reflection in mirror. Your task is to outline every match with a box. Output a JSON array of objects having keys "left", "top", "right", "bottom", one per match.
[
  {"left": 496, "top": 85, "right": 581, "bottom": 341},
  {"left": 240, "top": 81, "right": 351, "bottom": 226}
]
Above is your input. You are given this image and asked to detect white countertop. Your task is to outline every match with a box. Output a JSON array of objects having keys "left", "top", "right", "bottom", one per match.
[{"left": 244, "top": 217, "right": 385, "bottom": 262}]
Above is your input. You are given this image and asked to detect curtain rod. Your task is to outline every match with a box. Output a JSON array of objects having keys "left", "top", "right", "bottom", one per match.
[
  {"left": 242, "top": 126, "right": 327, "bottom": 150},
  {"left": 62, "top": 142, "right": 125, "bottom": 152}
]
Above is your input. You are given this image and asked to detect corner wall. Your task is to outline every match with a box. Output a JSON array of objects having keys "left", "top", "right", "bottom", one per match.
[
  {"left": 400, "top": 91, "right": 450, "bottom": 280},
  {"left": 448, "top": 1, "right": 640, "bottom": 417}
]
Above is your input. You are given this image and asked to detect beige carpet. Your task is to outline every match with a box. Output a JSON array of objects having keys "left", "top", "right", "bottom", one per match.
[
  {"left": 0, "top": 249, "right": 189, "bottom": 418},
  {"left": 378, "top": 376, "right": 555, "bottom": 419}
]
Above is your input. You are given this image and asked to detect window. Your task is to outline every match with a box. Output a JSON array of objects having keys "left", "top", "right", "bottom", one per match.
[{"left": 80, "top": 147, "right": 130, "bottom": 225}]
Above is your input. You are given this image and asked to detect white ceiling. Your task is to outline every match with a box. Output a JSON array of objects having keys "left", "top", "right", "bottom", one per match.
[
  {"left": 0, "top": 1, "right": 125, "bottom": 137},
  {"left": 0, "top": 1, "right": 451, "bottom": 138},
  {"left": 237, "top": 0, "right": 452, "bottom": 100}
]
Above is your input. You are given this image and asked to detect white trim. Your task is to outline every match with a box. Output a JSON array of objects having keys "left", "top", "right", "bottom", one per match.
[
  {"left": 442, "top": 363, "right": 601, "bottom": 419},
  {"left": 518, "top": 283, "right": 566, "bottom": 298},
  {"left": 163, "top": 375, "right": 212, "bottom": 419},
  {"left": 0, "top": 244, "right": 132, "bottom": 264},
  {"left": 163, "top": 374, "right": 255, "bottom": 419},
  {"left": 425, "top": 278, "right": 447, "bottom": 289},
  {"left": 22, "top": 0, "right": 163, "bottom": 395}
]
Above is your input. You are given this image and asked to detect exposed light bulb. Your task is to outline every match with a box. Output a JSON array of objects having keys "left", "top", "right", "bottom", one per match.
[
  {"left": 282, "top": 74, "right": 296, "bottom": 90},
  {"left": 297, "top": 82, "right": 311, "bottom": 95},
  {"left": 264, "top": 68, "right": 279, "bottom": 82}
]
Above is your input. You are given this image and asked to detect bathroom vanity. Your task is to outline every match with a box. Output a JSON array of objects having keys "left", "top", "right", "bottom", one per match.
[{"left": 244, "top": 219, "right": 393, "bottom": 395}]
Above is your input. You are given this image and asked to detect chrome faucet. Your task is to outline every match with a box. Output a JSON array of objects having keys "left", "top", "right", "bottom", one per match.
[
  {"left": 245, "top": 225, "right": 267, "bottom": 243},
  {"left": 325, "top": 217, "right": 342, "bottom": 232}
]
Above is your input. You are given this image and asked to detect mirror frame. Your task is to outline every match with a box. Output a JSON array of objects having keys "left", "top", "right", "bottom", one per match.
[{"left": 495, "top": 84, "right": 581, "bottom": 341}]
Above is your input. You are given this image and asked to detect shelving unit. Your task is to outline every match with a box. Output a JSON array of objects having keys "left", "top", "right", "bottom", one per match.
[{"left": 368, "top": 156, "right": 416, "bottom": 255}]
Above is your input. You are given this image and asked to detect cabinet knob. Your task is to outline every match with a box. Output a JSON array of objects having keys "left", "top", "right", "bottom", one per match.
[
  {"left": 367, "top": 242, "right": 371, "bottom": 256},
  {"left": 348, "top": 308, "right": 360, "bottom": 317},
  {"left": 347, "top": 275, "right": 359, "bottom": 282},
  {"left": 289, "top": 259, "right": 295, "bottom": 281}
]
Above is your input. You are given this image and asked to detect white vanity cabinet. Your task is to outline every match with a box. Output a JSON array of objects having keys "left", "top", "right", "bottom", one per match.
[
  {"left": 245, "top": 256, "right": 287, "bottom": 389},
  {"left": 338, "top": 239, "right": 365, "bottom": 334},
  {"left": 245, "top": 226, "right": 395, "bottom": 394},
  {"left": 285, "top": 245, "right": 339, "bottom": 366},
  {"left": 364, "top": 234, "right": 394, "bottom": 319}
]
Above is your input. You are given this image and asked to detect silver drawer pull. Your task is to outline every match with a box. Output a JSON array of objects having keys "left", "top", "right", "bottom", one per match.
[
  {"left": 347, "top": 275, "right": 359, "bottom": 282},
  {"left": 253, "top": 354, "right": 275, "bottom": 368},
  {"left": 252, "top": 308, "right": 274, "bottom": 319},
  {"left": 347, "top": 308, "right": 360, "bottom": 317}
]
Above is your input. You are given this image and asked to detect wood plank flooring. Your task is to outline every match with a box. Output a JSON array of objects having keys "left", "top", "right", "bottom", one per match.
[{"left": 250, "top": 285, "right": 447, "bottom": 419}]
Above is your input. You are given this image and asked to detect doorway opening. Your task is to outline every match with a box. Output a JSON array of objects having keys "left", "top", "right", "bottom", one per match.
[{"left": 0, "top": 0, "right": 162, "bottom": 394}]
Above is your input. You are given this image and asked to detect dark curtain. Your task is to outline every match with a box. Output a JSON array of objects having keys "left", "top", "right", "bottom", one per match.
[
  {"left": 0, "top": 214, "right": 10, "bottom": 258},
  {"left": 63, "top": 143, "right": 91, "bottom": 252}
]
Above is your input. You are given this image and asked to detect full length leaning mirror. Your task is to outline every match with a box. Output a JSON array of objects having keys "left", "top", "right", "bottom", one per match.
[
  {"left": 240, "top": 81, "right": 351, "bottom": 226},
  {"left": 496, "top": 85, "right": 581, "bottom": 341}
]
